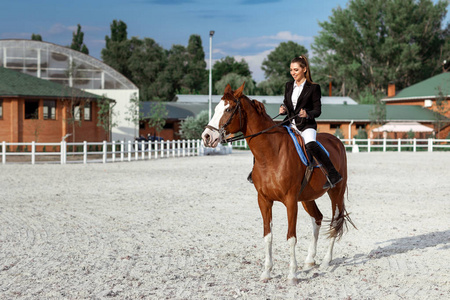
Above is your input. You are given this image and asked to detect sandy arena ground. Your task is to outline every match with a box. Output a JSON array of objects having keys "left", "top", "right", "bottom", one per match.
[{"left": 0, "top": 151, "right": 449, "bottom": 299}]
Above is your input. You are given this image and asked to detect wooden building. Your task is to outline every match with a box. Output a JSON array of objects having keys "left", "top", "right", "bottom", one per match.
[{"left": 0, "top": 67, "right": 112, "bottom": 145}]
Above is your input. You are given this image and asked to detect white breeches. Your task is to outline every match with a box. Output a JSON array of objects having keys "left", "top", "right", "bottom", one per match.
[{"left": 291, "top": 126, "right": 317, "bottom": 145}]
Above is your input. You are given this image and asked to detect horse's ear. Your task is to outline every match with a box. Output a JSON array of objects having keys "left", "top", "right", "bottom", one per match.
[
  {"left": 234, "top": 82, "right": 246, "bottom": 98},
  {"left": 224, "top": 84, "right": 232, "bottom": 95}
]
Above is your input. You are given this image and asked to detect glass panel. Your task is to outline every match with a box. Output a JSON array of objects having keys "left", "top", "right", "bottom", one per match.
[
  {"left": 43, "top": 100, "right": 56, "bottom": 120},
  {"left": 6, "top": 57, "right": 23, "bottom": 69},
  {"left": 49, "top": 51, "right": 70, "bottom": 69},
  {"left": 84, "top": 102, "right": 91, "bottom": 121},
  {"left": 25, "top": 100, "right": 39, "bottom": 119},
  {"left": 73, "top": 106, "right": 80, "bottom": 121}
]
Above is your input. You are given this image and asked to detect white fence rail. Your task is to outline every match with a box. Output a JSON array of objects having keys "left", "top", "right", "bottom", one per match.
[
  {"left": 1, "top": 139, "right": 206, "bottom": 165},
  {"left": 231, "top": 138, "right": 450, "bottom": 152}
]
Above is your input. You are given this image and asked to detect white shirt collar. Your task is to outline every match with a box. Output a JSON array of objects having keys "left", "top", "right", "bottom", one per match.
[{"left": 294, "top": 80, "right": 306, "bottom": 88}]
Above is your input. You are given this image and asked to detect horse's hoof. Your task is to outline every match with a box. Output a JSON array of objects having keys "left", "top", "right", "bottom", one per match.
[
  {"left": 260, "top": 272, "right": 271, "bottom": 282},
  {"left": 303, "top": 262, "right": 316, "bottom": 271},
  {"left": 287, "top": 277, "right": 298, "bottom": 285}
]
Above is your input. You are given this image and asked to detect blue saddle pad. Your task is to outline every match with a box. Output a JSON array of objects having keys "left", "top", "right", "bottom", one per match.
[{"left": 283, "top": 125, "right": 329, "bottom": 167}]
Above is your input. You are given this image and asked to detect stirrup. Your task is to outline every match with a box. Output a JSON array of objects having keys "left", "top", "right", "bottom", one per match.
[{"left": 323, "top": 175, "right": 343, "bottom": 189}]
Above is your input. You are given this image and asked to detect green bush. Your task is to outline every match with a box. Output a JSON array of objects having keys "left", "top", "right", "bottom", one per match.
[{"left": 334, "top": 128, "right": 345, "bottom": 139}]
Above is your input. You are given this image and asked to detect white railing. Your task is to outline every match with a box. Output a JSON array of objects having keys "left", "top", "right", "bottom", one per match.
[
  {"left": 230, "top": 138, "right": 450, "bottom": 153},
  {"left": 1, "top": 139, "right": 206, "bottom": 165},
  {"left": 340, "top": 138, "right": 450, "bottom": 152}
]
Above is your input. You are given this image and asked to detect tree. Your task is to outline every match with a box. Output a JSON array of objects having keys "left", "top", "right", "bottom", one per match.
[
  {"left": 212, "top": 56, "right": 252, "bottom": 93},
  {"left": 261, "top": 41, "right": 308, "bottom": 83},
  {"left": 180, "top": 110, "right": 209, "bottom": 139},
  {"left": 182, "top": 35, "right": 207, "bottom": 94},
  {"left": 312, "top": 0, "right": 449, "bottom": 99},
  {"left": 97, "top": 96, "right": 118, "bottom": 141},
  {"left": 101, "top": 20, "right": 132, "bottom": 80},
  {"left": 255, "top": 77, "right": 286, "bottom": 95},
  {"left": 128, "top": 37, "right": 167, "bottom": 101},
  {"left": 215, "top": 73, "right": 256, "bottom": 95},
  {"left": 434, "top": 85, "right": 450, "bottom": 137},
  {"left": 31, "top": 34, "right": 42, "bottom": 41},
  {"left": 70, "top": 24, "right": 89, "bottom": 54},
  {"left": 146, "top": 101, "right": 168, "bottom": 136}
]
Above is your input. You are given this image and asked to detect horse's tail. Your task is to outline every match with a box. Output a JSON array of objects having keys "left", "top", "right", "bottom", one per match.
[{"left": 324, "top": 184, "right": 357, "bottom": 240}]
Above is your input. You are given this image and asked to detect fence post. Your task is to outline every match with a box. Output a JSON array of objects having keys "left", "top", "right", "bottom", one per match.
[
  {"left": 148, "top": 141, "right": 152, "bottom": 160},
  {"left": 2, "top": 141, "right": 5, "bottom": 164},
  {"left": 182, "top": 140, "right": 186, "bottom": 157},
  {"left": 112, "top": 141, "right": 116, "bottom": 162},
  {"left": 428, "top": 138, "right": 433, "bottom": 152},
  {"left": 60, "top": 141, "right": 66, "bottom": 164},
  {"left": 177, "top": 140, "right": 181, "bottom": 157},
  {"left": 398, "top": 138, "right": 401, "bottom": 152},
  {"left": 103, "top": 141, "right": 107, "bottom": 163},
  {"left": 134, "top": 141, "right": 138, "bottom": 161},
  {"left": 161, "top": 141, "right": 164, "bottom": 158},
  {"left": 83, "top": 141, "right": 88, "bottom": 164},
  {"left": 120, "top": 141, "right": 124, "bottom": 162},
  {"left": 141, "top": 141, "right": 145, "bottom": 160},
  {"left": 31, "top": 141, "right": 36, "bottom": 165},
  {"left": 367, "top": 138, "right": 371, "bottom": 153},
  {"left": 155, "top": 141, "right": 158, "bottom": 159},
  {"left": 413, "top": 138, "right": 416, "bottom": 152},
  {"left": 383, "top": 138, "right": 387, "bottom": 152},
  {"left": 128, "top": 141, "right": 132, "bottom": 162}
]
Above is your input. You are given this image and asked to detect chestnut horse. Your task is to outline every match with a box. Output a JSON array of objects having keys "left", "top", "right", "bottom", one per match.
[{"left": 202, "top": 83, "right": 354, "bottom": 282}]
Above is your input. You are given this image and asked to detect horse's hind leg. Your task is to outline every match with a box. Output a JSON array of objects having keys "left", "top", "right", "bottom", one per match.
[
  {"left": 258, "top": 194, "right": 273, "bottom": 281},
  {"left": 322, "top": 185, "right": 347, "bottom": 268},
  {"left": 301, "top": 200, "right": 323, "bottom": 270}
]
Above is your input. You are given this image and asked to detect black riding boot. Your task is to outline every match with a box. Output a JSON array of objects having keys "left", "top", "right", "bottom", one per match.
[{"left": 306, "top": 142, "right": 342, "bottom": 189}]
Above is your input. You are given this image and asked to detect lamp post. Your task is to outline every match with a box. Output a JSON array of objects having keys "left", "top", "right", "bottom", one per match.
[{"left": 208, "top": 30, "right": 215, "bottom": 120}]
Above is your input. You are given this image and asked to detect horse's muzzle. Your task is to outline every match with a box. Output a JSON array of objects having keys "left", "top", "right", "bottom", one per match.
[{"left": 201, "top": 128, "right": 221, "bottom": 148}]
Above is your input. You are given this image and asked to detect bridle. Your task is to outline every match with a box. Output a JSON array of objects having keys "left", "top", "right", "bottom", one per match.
[{"left": 205, "top": 96, "right": 299, "bottom": 144}]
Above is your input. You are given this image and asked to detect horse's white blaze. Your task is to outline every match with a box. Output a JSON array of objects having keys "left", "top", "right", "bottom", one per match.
[
  {"left": 261, "top": 232, "right": 273, "bottom": 281},
  {"left": 201, "top": 101, "right": 230, "bottom": 148},
  {"left": 305, "top": 217, "right": 320, "bottom": 267},
  {"left": 288, "top": 237, "right": 298, "bottom": 280}
]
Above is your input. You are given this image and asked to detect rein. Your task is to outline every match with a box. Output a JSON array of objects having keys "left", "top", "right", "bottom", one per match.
[{"left": 206, "top": 96, "right": 304, "bottom": 144}]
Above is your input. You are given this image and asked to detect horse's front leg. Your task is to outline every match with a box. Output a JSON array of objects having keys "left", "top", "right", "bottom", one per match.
[
  {"left": 258, "top": 194, "right": 273, "bottom": 281},
  {"left": 286, "top": 198, "right": 298, "bottom": 283}
]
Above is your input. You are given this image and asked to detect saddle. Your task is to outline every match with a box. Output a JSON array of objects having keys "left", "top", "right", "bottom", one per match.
[
  {"left": 283, "top": 126, "right": 329, "bottom": 167},
  {"left": 284, "top": 125, "right": 330, "bottom": 195}
]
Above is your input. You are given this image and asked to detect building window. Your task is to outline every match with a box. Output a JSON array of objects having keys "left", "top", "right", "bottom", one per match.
[
  {"left": 73, "top": 106, "right": 81, "bottom": 121},
  {"left": 43, "top": 100, "right": 56, "bottom": 120},
  {"left": 25, "top": 100, "right": 39, "bottom": 119},
  {"left": 330, "top": 124, "right": 341, "bottom": 129},
  {"left": 0, "top": 100, "right": 3, "bottom": 119},
  {"left": 84, "top": 102, "right": 92, "bottom": 121}
]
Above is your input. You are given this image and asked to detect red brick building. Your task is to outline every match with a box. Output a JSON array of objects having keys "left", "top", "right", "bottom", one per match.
[{"left": 0, "top": 67, "right": 112, "bottom": 144}]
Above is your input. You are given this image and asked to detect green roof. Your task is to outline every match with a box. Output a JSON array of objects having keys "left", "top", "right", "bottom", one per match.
[
  {"left": 0, "top": 67, "right": 104, "bottom": 100},
  {"left": 383, "top": 72, "right": 450, "bottom": 101},
  {"left": 141, "top": 101, "right": 442, "bottom": 123}
]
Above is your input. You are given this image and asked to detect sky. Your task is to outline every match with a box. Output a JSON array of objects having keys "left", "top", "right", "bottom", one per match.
[{"left": 1, "top": 0, "right": 449, "bottom": 83}]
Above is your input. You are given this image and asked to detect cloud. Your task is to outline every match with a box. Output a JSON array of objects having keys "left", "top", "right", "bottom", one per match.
[
  {"left": 217, "top": 31, "right": 314, "bottom": 51},
  {"left": 234, "top": 50, "right": 272, "bottom": 83},
  {"left": 211, "top": 31, "right": 315, "bottom": 83}
]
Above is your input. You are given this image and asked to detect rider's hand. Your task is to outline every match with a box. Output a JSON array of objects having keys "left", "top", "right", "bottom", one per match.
[
  {"left": 279, "top": 105, "right": 287, "bottom": 115},
  {"left": 299, "top": 109, "right": 308, "bottom": 118}
]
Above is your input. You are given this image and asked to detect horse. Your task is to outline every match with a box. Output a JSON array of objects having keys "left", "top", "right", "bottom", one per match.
[{"left": 201, "top": 82, "right": 354, "bottom": 283}]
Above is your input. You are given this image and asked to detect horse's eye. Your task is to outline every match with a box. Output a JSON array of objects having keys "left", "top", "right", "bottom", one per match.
[{"left": 225, "top": 108, "right": 231, "bottom": 113}]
